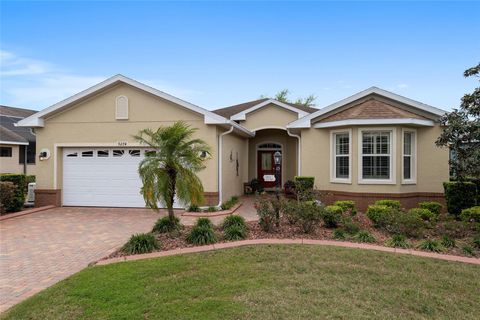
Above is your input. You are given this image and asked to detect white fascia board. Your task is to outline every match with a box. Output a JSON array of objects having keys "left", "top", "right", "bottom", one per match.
[
  {"left": 229, "top": 121, "right": 255, "bottom": 137},
  {"left": 16, "top": 74, "right": 228, "bottom": 127},
  {"left": 230, "top": 99, "right": 309, "bottom": 121},
  {"left": 313, "top": 118, "right": 435, "bottom": 128},
  {"left": 0, "top": 140, "right": 29, "bottom": 145},
  {"left": 288, "top": 87, "right": 447, "bottom": 129}
]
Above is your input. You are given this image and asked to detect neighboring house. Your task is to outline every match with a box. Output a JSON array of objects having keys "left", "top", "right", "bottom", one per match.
[
  {"left": 0, "top": 106, "right": 37, "bottom": 175},
  {"left": 17, "top": 75, "right": 449, "bottom": 210}
]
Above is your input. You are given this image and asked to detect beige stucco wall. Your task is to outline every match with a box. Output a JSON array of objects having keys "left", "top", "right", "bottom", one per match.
[
  {"left": 0, "top": 144, "right": 36, "bottom": 175},
  {"left": 221, "top": 131, "right": 248, "bottom": 202},
  {"left": 247, "top": 129, "right": 298, "bottom": 185},
  {"left": 300, "top": 125, "right": 449, "bottom": 193},
  {"left": 34, "top": 83, "right": 218, "bottom": 193},
  {"left": 240, "top": 104, "right": 299, "bottom": 131}
]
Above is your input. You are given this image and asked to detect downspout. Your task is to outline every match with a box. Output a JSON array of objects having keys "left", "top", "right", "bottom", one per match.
[
  {"left": 287, "top": 129, "right": 301, "bottom": 176},
  {"left": 216, "top": 125, "right": 234, "bottom": 207}
]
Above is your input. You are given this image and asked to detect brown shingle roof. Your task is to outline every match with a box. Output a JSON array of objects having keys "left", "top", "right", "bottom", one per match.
[
  {"left": 0, "top": 105, "right": 37, "bottom": 118},
  {"left": 213, "top": 99, "right": 318, "bottom": 118},
  {"left": 0, "top": 127, "right": 28, "bottom": 144}
]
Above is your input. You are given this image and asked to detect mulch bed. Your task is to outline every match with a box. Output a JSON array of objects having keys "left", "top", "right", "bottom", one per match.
[{"left": 106, "top": 212, "right": 464, "bottom": 260}]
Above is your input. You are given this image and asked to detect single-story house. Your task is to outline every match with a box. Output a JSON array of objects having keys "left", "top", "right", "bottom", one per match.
[
  {"left": 17, "top": 75, "right": 449, "bottom": 210},
  {"left": 1, "top": 105, "right": 37, "bottom": 175}
]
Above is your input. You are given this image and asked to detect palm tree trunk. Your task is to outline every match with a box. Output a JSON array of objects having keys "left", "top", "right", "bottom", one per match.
[{"left": 167, "top": 168, "right": 177, "bottom": 221}]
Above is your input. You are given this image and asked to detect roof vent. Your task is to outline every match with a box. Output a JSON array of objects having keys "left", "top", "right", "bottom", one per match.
[{"left": 115, "top": 95, "right": 129, "bottom": 120}]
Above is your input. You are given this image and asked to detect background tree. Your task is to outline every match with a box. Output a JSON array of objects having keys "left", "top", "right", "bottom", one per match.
[
  {"left": 135, "top": 122, "right": 211, "bottom": 221},
  {"left": 262, "top": 89, "right": 317, "bottom": 107},
  {"left": 436, "top": 63, "right": 480, "bottom": 179}
]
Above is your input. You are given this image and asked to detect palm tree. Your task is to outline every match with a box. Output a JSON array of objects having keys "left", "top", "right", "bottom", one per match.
[{"left": 134, "top": 121, "right": 211, "bottom": 221}]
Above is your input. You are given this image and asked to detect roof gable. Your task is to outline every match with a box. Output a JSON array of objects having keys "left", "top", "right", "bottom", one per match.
[
  {"left": 16, "top": 75, "right": 230, "bottom": 128},
  {"left": 287, "top": 87, "right": 447, "bottom": 129},
  {"left": 214, "top": 98, "right": 317, "bottom": 120}
]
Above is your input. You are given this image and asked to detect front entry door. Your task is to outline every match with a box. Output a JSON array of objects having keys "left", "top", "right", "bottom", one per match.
[{"left": 257, "top": 150, "right": 281, "bottom": 188}]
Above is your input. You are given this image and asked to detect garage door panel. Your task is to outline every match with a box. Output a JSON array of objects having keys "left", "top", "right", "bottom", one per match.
[{"left": 63, "top": 147, "right": 181, "bottom": 208}]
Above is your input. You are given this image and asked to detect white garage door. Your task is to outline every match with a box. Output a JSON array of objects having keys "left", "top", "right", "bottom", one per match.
[{"left": 63, "top": 147, "right": 181, "bottom": 208}]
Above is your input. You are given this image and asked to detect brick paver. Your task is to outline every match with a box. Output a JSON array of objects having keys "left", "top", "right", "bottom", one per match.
[{"left": 0, "top": 198, "right": 258, "bottom": 312}]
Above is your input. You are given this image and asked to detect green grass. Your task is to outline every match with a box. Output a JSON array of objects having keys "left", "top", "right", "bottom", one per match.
[{"left": 2, "top": 245, "right": 479, "bottom": 319}]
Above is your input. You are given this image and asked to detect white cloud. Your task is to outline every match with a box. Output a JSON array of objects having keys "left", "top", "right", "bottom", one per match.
[{"left": 0, "top": 50, "right": 202, "bottom": 109}]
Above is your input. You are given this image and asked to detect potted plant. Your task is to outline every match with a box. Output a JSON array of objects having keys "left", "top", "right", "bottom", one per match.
[{"left": 284, "top": 180, "right": 295, "bottom": 195}]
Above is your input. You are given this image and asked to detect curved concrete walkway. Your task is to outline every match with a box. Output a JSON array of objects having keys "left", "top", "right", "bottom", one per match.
[{"left": 96, "top": 238, "right": 480, "bottom": 266}]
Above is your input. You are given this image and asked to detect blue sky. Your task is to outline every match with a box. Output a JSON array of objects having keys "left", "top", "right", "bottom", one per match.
[{"left": 1, "top": 1, "right": 479, "bottom": 111}]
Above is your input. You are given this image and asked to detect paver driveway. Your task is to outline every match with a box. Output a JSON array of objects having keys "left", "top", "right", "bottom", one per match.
[
  {"left": 0, "top": 207, "right": 163, "bottom": 312},
  {"left": 0, "top": 198, "right": 258, "bottom": 312}
]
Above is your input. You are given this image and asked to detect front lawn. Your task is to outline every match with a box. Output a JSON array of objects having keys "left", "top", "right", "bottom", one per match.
[{"left": 2, "top": 245, "right": 479, "bottom": 319}]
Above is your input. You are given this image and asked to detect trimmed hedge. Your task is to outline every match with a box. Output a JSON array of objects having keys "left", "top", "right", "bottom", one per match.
[
  {"left": 418, "top": 201, "right": 443, "bottom": 216},
  {"left": 0, "top": 174, "right": 26, "bottom": 213},
  {"left": 460, "top": 206, "right": 480, "bottom": 223},
  {"left": 409, "top": 208, "right": 436, "bottom": 222},
  {"left": 374, "top": 200, "right": 401, "bottom": 209},
  {"left": 0, "top": 182, "right": 16, "bottom": 214},
  {"left": 443, "top": 182, "right": 477, "bottom": 216},
  {"left": 366, "top": 205, "right": 391, "bottom": 226},
  {"left": 294, "top": 176, "right": 315, "bottom": 190},
  {"left": 334, "top": 200, "right": 357, "bottom": 215},
  {"left": 323, "top": 205, "right": 343, "bottom": 228}
]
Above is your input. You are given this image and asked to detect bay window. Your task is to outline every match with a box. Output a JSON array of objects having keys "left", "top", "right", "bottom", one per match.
[
  {"left": 331, "top": 129, "right": 351, "bottom": 183},
  {"left": 358, "top": 128, "right": 395, "bottom": 184}
]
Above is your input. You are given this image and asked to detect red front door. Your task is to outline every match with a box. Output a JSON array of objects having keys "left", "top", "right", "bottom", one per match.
[{"left": 257, "top": 150, "right": 281, "bottom": 188}]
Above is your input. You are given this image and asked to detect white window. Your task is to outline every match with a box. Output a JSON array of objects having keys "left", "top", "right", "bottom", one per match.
[
  {"left": 358, "top": 128, "right": 396, "bottom": 184},
  {"left": 402, "top": 129, "right": 416, "bottom": 184},
  {"left": 115, "top": 95, "right": 129, "bottom": 120},
  {"left": 330, "top": 129, "right": 351, "bottom": 183}
]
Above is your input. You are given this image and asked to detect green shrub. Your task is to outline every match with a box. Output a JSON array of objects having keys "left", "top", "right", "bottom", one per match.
[
  {"left": 384, "top": 234, "right": 411, "bottom": 248},
  {"left": 0, "top": 174, "right": 26, "bottom": 213},
  {"left": 418, "top": 201, "right": 443, "bottom": 216},
  {"left": 443, "top": 181, "right": 477, "bottom": 216},
  {"left": 367, "top": 205, "right": 424, "bottom": 238},
  {"left": 366, "top": 205, "right": 391, "bottom": 226},
  {"left": 461, "top": 245, "right": 475, "bottom": 256},
  {"left": 196, "top": 217, "right": 213, "bottom": 228},
  {"left": 206, "top": 206, "right": 218, "bottom": 212},
  {"left": 187, "top": 204, "right": 201, "bottom": 212},
  {"left": 355, "top": 231, "right": 376, "bottom": 243},
  {"left": 0, "top": 182, "right": 16, "bottom": 214},
  {"left": 294, "top": 176, "right": 315, "bottom": 201},
  {"left": 440, "top": 235, "right": 455, "bottom": 248},
  {"left": 334, "top": 200, "right": 357, "bottom": 215},
  {"left": 122, "top": 233, "right": 160, "bottom": 254},
  {"left": 221, "top": 196, "right": 240, "bottom": 210},
  {"left": 222, "top": 215, "right": 246, "bottom": 230},
  {"left": 294, "top": 176, "right": 315, "bottom": 190},
  {"left": 223, "top": 225, "right": 247, "bottom": 241},
  {"left": 460, "top": 206, "right": 480, "bottom": 223},
  {"left": 323, "top": 205, "right": 343, "bottom": 228},
  {"left": 375, "top": 199, "right": 401, "bottom": 209},
  {"left": 417, "top": 239, "right": 443, "bottom": 252},
  {"left": 255, "top": 197, "right": 277, "bottom": 232},
  {"left": 152, "top": 216, "right": 182, "bottom": 233},
  {"left": 437, "top": 219, "right": 470, "bottom": 238},
  {"left": 473, "top": 234, "right": 480, "bottom": 248},
  {"left": 409, "top": 208, "right": 437, "bottom": 222},
  {"left": 333, "top": 229, "right": 346, "bottom": 240},
  {"left": 295, "top": 202, "right": 323, "bottom": 233},
  {"left": 282, "top": 200, "right": 298, "bottom": 225},
  {"left": 186, "top": 225, "right": 217, "bottom": 245},
  {"left": 343, "top": 221, "right": 361, "bottom": 235}
]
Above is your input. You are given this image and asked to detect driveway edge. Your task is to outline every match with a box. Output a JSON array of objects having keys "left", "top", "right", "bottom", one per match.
[
  {"left": 95, "top": 238, "right": 480, "bottom": 266},
  {"left": 0, "top": 206, "right": 55, "bottom": 221}
]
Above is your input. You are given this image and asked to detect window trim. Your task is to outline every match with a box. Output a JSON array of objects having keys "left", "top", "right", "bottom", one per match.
[
  {"left": 401, "top": 128, "right": 417, "bottom": 185},
  {"left": 330, "top": 129, "right": 352, "bottom": 184},
  {"left": 358, "top": 127, "right": 396, "bottom": 185}
]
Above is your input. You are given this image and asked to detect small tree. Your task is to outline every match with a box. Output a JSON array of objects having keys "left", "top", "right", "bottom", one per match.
[
  {"left": 262, "top": 89, "right": 317, "bottom": 107},
  {"left": 134, "top": 122, "right": 211, "bottom": 222},
  {"left": 436, "top": 63, "right": 480, "bottom": 180}
]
